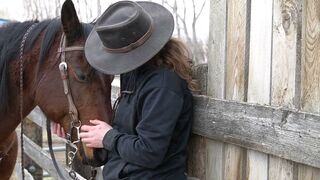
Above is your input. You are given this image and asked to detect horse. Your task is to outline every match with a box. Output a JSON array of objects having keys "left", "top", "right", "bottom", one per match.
[{"left": 0, "top": 0, "right": 113, "bottom": 179}]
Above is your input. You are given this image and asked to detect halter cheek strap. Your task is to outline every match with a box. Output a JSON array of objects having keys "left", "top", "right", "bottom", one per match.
[{"left": 48, "top": 33, "right": 87, "bottom": 180}]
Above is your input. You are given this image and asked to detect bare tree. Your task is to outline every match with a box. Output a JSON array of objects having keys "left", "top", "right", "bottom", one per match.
[
  {"left": 55, "top": 0, "right": 61, "bottom": 17},
  {"left": 97, "top": 0, "right": 102, "bottom": 16},
  {"left": 164, "top": 0, "right": 207, "bottom": 64},
  {"left": 23, "top": 1, "right": 32, "bottom": 19}
]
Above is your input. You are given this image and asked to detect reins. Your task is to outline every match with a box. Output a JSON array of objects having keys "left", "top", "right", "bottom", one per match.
[{"left": 19, "top": 23, "right": 38, "bottom": 180}]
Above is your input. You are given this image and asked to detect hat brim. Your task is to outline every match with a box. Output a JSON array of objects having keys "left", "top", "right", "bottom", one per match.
[{"left": 85, "top": 1, "right": 174, "bottom": 75}]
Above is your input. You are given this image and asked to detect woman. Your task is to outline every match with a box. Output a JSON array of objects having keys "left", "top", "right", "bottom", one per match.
[{"left": 79, "top": 1, "right": 198, "bottom": 179}]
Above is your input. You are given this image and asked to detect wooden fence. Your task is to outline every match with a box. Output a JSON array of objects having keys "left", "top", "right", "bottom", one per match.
[{"left": 187, "top": 0, "right": 320, "bottom": 180}]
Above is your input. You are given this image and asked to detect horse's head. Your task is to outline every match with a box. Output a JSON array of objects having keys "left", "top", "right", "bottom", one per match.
[{"left": 35, "top": 0, "right": 112, "bottom": 166}]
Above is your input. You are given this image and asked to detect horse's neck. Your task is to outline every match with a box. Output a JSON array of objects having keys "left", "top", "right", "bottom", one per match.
[
  {"left": 0, "top": 54, "right": 38, "bottom": 142},
  {"left": 0, "top": 97, "right": 35, "bottom": 142}
]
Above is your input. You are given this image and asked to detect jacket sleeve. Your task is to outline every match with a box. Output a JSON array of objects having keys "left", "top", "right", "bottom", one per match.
[{"left": 102, "top": 87, "right": 184, "bottom": 168}]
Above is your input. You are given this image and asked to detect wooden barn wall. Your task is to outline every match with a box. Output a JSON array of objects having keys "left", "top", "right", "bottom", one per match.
[{"left": 188, "top": 0, "right": 320, "bottom": 179}]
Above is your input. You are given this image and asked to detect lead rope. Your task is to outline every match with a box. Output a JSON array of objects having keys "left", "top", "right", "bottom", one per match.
[{"left": 19, "top": 23, "right": 37, "bottom": 180}]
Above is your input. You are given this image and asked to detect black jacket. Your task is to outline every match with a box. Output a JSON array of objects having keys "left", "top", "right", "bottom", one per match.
[{"left": 102, "top": 67, "right": 193, "bottom": 180}]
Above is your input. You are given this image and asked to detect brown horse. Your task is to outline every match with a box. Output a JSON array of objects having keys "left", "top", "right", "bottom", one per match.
[{"left": 0, "top": 0, "right": 112, "bottom": 179}]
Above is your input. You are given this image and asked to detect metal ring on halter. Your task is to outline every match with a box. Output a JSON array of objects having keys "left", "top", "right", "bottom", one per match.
[
  {"left": 69, "top": 171, "right": 77, "bottom": 179},
  {"left": 59, "top": 62, "right": 68, "bottom": 71},
  {"left": 71, "top": 120, "right": 81, "bottom": 128},
  {"left": 68, "top": 151, "right": 77, "bottom": 160}
]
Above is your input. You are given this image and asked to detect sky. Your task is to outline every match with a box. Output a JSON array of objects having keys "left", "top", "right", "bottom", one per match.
[{"left": 0, "top": 0, "right": 209, "bottom": 41}]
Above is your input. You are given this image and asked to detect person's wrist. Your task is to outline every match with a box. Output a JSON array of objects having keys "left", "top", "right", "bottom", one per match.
[{"left": 102, "top": 129, "right": 119, "bottom": 151}]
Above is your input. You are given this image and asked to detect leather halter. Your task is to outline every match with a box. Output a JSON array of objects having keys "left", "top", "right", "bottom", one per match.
[
  {"left": 48, "top": 34, "right": 86, "bottom": 180},
  {"left": 57, "top": 34, "right": 83, "bottom": 128}
]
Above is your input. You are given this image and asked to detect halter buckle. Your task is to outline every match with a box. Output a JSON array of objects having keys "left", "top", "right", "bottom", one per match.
[{"left": 59, "top": 62, "right": 68, "bottom": 71}]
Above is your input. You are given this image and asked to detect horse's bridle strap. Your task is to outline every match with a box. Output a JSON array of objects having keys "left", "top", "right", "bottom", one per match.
[
  {"left": 58, "top": 46, "right": 84, "bottom": 53},
  {"left": 51, "top": 33, "right": 84, "bottom": 180}
]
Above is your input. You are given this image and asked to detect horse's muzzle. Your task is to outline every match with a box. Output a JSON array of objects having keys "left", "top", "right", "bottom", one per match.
[{"left": 81, "top": 148, "right": 108, "bottom": 167}]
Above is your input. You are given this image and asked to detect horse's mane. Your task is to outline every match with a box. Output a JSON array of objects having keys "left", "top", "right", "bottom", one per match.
[{"left": 0, "top": 19, "right": 93, "bottom": 114}]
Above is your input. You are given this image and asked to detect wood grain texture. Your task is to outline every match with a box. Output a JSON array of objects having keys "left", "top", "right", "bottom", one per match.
[
  {"left": 247, "top": 150, "right": 268, "bottom": 180},
  {"left": 247, "top": 0, "right": 273, "bottom": 105},
  {"left": 224, "top": 0, "right": 249, "bottom": 179},
  {"left": 269, "top": 156, "right": 294, "bottom": 180},
  {"left": 224, "top": 144, "right": 246, "bottom": 180},
  {"left": 226, "top": 0, "right": 248, "bottom": 101},
  {"left": 301, "top": 0, "right": 320, "bottom": 113},
  {"left": 270, "top": 0, "right": 302, "bottom": 179},
  {"left": 188, "top": 64, "right": 208, "bottom": 179},
  {"left": 247, "top": 0, "right": 273, "bottom": 178},
  {"left": 187, "top": 134, "right": 207, "bottom": 180},
  {"left": 298, "top": 164, "right": 320, "bottom": 180},
  {"left": 23, "top": 118, "right": 43, "bottom": 179},
  {"left": 192, "top": 95, "right": 320, "bottom": 169},
  {"left": 207, "top": 0, "right": 227, "bottom": 98},
  {"left": 205, "top": 0, "right": 228, "bottom": 179},
  {"left": 192, "top": 64, "right": 208, "bottom": 95},
  {"left": 299, "top": 0, "right": 320, "bottom": 178},
  {"left": 205, "top": 140, "right": 224, "bottom": 180},
  {"left": 272, "top": 0, "right": 300, "bottom": 108}
]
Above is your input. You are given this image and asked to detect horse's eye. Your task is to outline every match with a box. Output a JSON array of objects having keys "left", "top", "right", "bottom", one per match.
[
  {"left": 78, "top": 74, "right": 86, "bottom": 81},
  {"left": 74, "top": 69, "right": 88, "bottom": 82}
]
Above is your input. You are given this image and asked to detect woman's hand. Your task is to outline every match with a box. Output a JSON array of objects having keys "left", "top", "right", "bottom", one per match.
[
  {"left": 80, "top": 120, "right": 112, "bottom": 148},
  {"left": 51, "top": 122, "right": 66, "bottom": 138}
]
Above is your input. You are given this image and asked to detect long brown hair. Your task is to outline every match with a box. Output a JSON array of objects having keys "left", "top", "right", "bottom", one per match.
[{"left": 147, "top": 38, "right": 199, "bottom": 93}]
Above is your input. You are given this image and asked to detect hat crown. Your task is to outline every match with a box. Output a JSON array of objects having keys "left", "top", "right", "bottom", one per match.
[{"left": 95, "top": 1, "right": 153, "bottom": 52}]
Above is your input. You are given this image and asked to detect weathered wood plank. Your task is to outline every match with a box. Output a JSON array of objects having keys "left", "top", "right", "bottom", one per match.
[
  {"left": 224, "top": 144, "right": 246, "bottom": 180},
  {"left": 23, "top": 135, "right": 85, "bottom": 180},
  {"left": 192, "top": 95, "right": 320, "bottom": 169},
  {"left": 298, "top": 165, "right": 320, "bottom": 180},
  {"left": 225, "top": 0, "right": 249, "bottom": 179},
  {"left": 247, "top": 0, "right": 273, "bottom": 178},
  {"left": 23, "top": 118, "right": 43, "bottom": 179},
  {"left": 226, "top": 0, "right": 248, "bottom": 101},
  {"left": 272, "top": 0, "right": 300, "bottom": 108},
  {"left": 206, "top": 140, "right": 224, "bottom": 180},
  {"left": 188, "top": 65, "right": 208, "bottom": 179},
  {"left": 248, "top": 0, "right": 273, "bottom": 104},
  {"left": 187, "top": 134, "right": 206, "bottom": 180},
  {"left": 247, "top": 150, "right": 268, "bottom": 180},
  {"left": 27, "top": 107, "right": 47, "bottom": 129},
  {"left": 301, "top": 0, "right": 320, "bottom": 113},
  {"left": 204, "top": 0, "right": 228, "bottom": 179},
  {"left": 207, "top": 0, "right": 226, "bottom": 98},
  {"left": 270, "top": 0, "right": 302, "bottom": 179},
  {"left": 269, "top": 155, "right": 294, "bottom": 180},
  {"left": 299, "top": 0, "right": 320, "bottom": 178}
]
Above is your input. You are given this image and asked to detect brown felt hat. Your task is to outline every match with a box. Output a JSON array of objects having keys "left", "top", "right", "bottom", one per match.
[{"left": 85, "top": 1, "right": 174, "bottom": 75}]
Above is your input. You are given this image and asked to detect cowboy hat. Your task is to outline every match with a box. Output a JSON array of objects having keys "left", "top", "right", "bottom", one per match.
[{"left": 85, "top": 1, "right": 174, "bottom": 75}]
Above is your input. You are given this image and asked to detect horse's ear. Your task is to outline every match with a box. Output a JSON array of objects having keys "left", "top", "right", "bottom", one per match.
[{"left": 61, "top": 0, "right": 82, "bottom": 42}]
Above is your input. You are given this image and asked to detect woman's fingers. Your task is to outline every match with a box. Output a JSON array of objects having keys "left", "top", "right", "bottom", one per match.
[
  {"left": 79, "top": 132, "right": 91, "bottom": 138},
  {"left": 81, "top": 125, "right": 93, "bottom": 132},
  {"left": 89, "top": 119, "right": 103, "bottom": 125}
]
